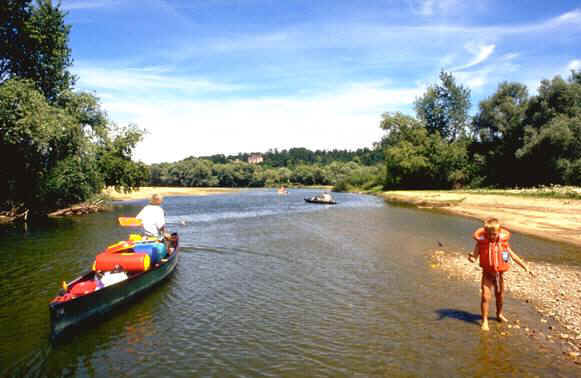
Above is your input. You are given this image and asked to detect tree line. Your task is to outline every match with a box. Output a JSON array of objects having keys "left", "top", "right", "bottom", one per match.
[
  {"left": 149, "top": 158, "right": 384, "bottom": 190},
  {"left": 1, "top": 0, "right": 148, "bottom": 215},
  {"left": 381, "top": 70, "right": 581, "bottom": 190},
  {"left": 199, "top": 147, "right": 384, "bottom": 167}
]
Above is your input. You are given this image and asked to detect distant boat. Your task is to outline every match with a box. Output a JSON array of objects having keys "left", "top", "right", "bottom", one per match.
[
  {"left": 277, "top": 186, "right": 288, "bottom": 195},
  {"left": 304, "top": 196, "right": 337, "bottom": 205}
]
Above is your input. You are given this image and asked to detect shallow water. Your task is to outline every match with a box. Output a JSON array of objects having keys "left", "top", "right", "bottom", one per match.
[{"left": 0, "top": 189, "right": 579, "bottom": 376}]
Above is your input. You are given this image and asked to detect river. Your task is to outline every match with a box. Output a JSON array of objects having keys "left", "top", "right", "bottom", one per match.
[{"left": 0, "top": 189, "right": 578, "bottom": 376}]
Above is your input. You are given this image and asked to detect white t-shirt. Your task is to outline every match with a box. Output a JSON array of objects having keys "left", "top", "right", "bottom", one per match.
[{"left": 136, "top": 204, "right": 165, "bottom": 238}]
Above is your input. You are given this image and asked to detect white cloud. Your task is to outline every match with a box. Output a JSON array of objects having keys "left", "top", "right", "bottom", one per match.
[
  {"left": 454, "top": 70, "right": 488, "bottom": 89},
  {"left": 552, "top": 9, "right": 581, "bottom": 25},
  {"left": 450, "top": 43, "right": 495, "bottom": 71},
  {"left": 499, "top": 53, "right": 520, "bottom": 61},
  {"left": 163, "top": 7, "right": 580, "bottom": 64},
  {"left": 567, "top": 59, "right": 581, "bottom": 71},
  {"left": 453, "top": 56, "right": 521, "bottom": 92},
  {"left": 74, "top": 65, "right": 242, "bottom": 94},
  {"left": 499, "top": 8, "right": 581, "bottom": 34},
  {"left": 93, "top": 82, "right": 423, "bottom": 163}
]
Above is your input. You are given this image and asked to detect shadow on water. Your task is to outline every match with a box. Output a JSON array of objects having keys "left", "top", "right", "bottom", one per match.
[{"left": 436, "top": 308, "right": 482, "bottom": 326}]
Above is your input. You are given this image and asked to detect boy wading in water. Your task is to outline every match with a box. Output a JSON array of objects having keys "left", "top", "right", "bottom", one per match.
[{"left": 468, "top": 217, "right": 534, "bottom": 331}]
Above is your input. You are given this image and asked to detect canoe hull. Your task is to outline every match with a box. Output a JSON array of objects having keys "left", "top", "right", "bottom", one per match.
[
  {"left": 49, "top": 243, "right": 178, "bottom": 338},
  {"left": 304, "top": 198, "right": 337, "bottom": 205}
]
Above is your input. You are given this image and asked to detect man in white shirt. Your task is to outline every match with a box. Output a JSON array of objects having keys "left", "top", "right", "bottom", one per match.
[{"left": 136, "top": 193, "right": 167, "bottom": 239}]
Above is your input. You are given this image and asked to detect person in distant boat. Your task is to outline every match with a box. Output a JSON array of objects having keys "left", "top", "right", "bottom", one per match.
[
  {"left": 278, "top": 185, "right": 288, "bottom": 194},
  {"left": 136, "top": 193, "right": 169, "bottom": 240},
  {"left": 320, "top": 192, "right": 333, "bottom": 202},
  {"left": 468, "top": 217, "right": 534, "bottom": 331}
]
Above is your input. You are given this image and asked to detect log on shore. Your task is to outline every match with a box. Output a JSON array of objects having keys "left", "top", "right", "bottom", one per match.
[
  {"left": 0, "top": 209, "right": 29, "bottom": 224},
  {"left": 48, "top": 200, "right": 105, "bottom": 217}
]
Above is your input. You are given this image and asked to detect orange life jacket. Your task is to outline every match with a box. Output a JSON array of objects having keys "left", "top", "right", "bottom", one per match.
[{"left": 473, "top": 227, "right": 511, "bottom": 273}]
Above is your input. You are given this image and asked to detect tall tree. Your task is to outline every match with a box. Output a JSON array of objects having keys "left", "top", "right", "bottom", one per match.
[
  {"left": 380, "top": 112, "right": 471, "bottom": 189},
  {"left": 415, "top": 70, "right": 471, "bottom": 141},
  {"left": 0, "top": 0, "right": 31, "bottom": 81},
  {"left": 0, "top": 79, "right": 91, "bottom": 211},
  {"left": 472, "top": 82, "right": 529, "bottom": 186},
  {"left": 95, "top": 124, "right": 150, "bottom": 193},
  {"left": 0, "top": 0, "right": 74, "bottom": 102},
  {"left": 517, "top": 72, "right": 581, "bottom": 185}
]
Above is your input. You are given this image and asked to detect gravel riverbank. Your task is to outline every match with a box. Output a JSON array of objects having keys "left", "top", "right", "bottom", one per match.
[
  {"left": 430, "top": 250, "right": 581, "bottom": 364},
  {"left": 379, "top": 190, "right": 580, "bottom": 364}
]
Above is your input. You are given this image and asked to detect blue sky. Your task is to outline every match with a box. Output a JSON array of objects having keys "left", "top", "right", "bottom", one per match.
[{"left": 61, "top": 0, "right": 581, "bottom": 164}]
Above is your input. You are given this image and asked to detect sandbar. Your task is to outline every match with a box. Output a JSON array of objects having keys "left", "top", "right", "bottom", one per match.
[
  {"left": 381, "top": 191, "right": 581, "bottom": 247},
  {"left": 103, "top": 187, "right": 240, "bottom": 201}
]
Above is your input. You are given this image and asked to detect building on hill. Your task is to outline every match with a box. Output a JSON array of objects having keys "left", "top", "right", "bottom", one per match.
[{"left": 248, "top": 154, "right": 263, "bottom": 164}]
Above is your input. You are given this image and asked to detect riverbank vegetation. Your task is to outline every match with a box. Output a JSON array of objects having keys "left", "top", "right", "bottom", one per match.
[
  {"left": 149, "top": 151, "right": 384, "bottom": 190},
  {"left": 1, "top": 1, "right": 148, "bottom": 219}
]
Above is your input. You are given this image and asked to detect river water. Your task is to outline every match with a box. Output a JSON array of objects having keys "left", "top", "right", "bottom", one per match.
[{"left": 0, "top": 189, "right": 579, "bottom": 377}]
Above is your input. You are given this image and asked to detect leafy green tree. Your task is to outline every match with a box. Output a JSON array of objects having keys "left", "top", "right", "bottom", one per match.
[
  {"left": 0, "top": 1, "right": 30, "bottom": 81},
  {"left": 40, "top": 156, "right": 102, "bottom": 209},
  {"left": 0, "top": 79, "right": 101, "bottom": 211},
  {"left": 0, "top": 79, "right": 69, "bottom": 210},
  {"left": 472, "top": 82, "right": 529, "bottom": 186},
  {"left": 333, "top": 163, "right": 385, "bottom": 192},
  {"left": 1, "top": 1, "right": 31, "bottom": 80},
  {"left": 0, "top": 78, "right": 149, "bottom": 211},
  {"left": 517, "top": 72, "right": 581, "bottom": 185},
  {"left": 415, "top": 70, "right": 471, "bottom": 141},
  {"left": 380, "top": 112, "right": 471, "bottom": 189},
  {"left": 0, "top": 0, "right": 74, "bottom": 102}
]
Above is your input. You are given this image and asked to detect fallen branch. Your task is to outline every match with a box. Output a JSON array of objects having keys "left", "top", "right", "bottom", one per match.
[{"left": 48, "top": 201, "right": 106, "bottom": 217}]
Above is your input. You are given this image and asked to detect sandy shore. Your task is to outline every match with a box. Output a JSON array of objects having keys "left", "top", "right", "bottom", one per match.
[
  {"left": 103, "top": 187, "right": 240, "bottom": 201},
  {"left": 382, "top": 190, "right": 581, "bottom": 363},
  {"left": 381, "top": 191, "right": 581, "bottom": 247},
  {"left": 430, "top": 250, "right": 581, "bottom": 362}
]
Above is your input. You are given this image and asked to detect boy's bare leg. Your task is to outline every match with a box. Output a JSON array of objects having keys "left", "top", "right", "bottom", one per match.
[
  {"left": 481, "top": 273, "right": 494, "bottom": 331},
  {"left": 495, "top": 273, "right": 508, "bottom": 322}
]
